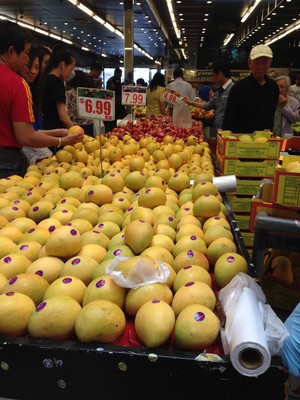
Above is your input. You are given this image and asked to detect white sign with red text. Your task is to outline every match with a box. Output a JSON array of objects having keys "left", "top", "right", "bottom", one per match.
[
  {"left": 162, "top": 87, "right": 182, "bottom": 104},
  {"left": 77, "top": 87, "right": 115, "bottom": 121},
  {"left": 122, "top": 85, "right": 147, "bottom": 106}
]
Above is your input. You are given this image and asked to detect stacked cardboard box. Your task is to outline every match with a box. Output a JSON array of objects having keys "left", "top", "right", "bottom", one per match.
[{"left": 216, "top": 130, "right": 282, "bottom": 255}]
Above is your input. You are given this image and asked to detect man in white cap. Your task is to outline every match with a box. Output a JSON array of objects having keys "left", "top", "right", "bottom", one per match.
[{"left": 222, "top": 44, "right": 279, "bottom": 133}]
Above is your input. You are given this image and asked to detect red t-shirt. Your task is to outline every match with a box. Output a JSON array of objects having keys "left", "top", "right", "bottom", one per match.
[{"left": 0, "top": 64, "right": 35, "bottom": 148}]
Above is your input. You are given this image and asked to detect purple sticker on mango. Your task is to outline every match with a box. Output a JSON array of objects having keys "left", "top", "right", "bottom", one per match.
[
  {"left": 187, "top": 250, "right": 194, "bottom": 258},
  {"left": 96, "top": 280, "right": 105, "bottom": 288},
  {"left": 36, "top": 302, "right": 47, "bottom": 312},
  {"left": 35, "top": 270, "right": 43, "bottom": 277},
  {"left": 70, "top": 229, "right": 77, "bottom": 236},
  {"left": 20, "top": 245, "right": 28, "bottom": 251},
  {"left": 5, "top": 292, "right": 15, "bottom": 296},
  {"left": 71, "top": 258, "right": 80, "bottom": 265},
  {"left": 114, "top": 249, "right": 122, "bottom": 256},
  {"left": 152, "top": 299, "right": 160, "bottom": 304},
  {"left": 190, "top": 235, "right": 197, "bottom": 240},
  {"left": 185, "top": 282, "right": 194, "bottom": 287},
  {"left": 4, "top": 257, "right": 11, "bottom": 264},
  {"left": 226, "top": 256, "right": 235, "bottom": 263},
  {"left": 194, "top": 312, "right": 205, "bottom": 322},
  {"left": 62, "top": 277, "right": 72, "bottom": 284},
  {"left": 9, "top": 276, "right": 18, "bottom": 285},
  {"left": 183, "top": 265, "right": 192, "bottom": 270}
]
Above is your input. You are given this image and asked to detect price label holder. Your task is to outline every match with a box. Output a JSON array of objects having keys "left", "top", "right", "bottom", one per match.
[
  {"left": 77, "top": 87, "right": 116, "bottom": 178},
  {"left": 162, "top": 88, "right": 183, "bottom": 105},
  {"left": 122, "top": 85, "right": 147, "bottom": 106}
]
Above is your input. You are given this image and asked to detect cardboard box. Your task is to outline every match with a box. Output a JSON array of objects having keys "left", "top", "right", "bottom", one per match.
[
  {"left": 273, "top": 169, "right": 300, "bottom": 208},
  {"left": 226, "top": 194, "right": 253, "bottom": 212},
  {"left": 217, "top": 130, "right": 282, "bottom": 159},
  {"left": 216, "top": 151, "right": 278, "bottom": 178},
  {"left": 240, "top": 230, "right": 254, "bottom": 247},
  {"left": 281, "top": 136, "right": 300, "bottom": 152},
  {"left": 250, "top": 197, "right": 300, "bottom": 231},
  {"left": 233, "top": 212, "right": 251, "bottom": 230},
  {"left": 236, "top": 178, "right": 263, "bottom": 195},
  {"left": 261, "top": 277, "right": 300, "bottom": 312}
]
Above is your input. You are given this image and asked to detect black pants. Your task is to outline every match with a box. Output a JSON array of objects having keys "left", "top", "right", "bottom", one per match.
[{"left": 0, "top": 148, "right": 28, "bottom": 178}]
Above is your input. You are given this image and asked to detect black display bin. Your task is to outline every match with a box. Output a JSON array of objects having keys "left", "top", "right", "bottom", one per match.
[
  {"left": 0, "top": 196, "right": 289, "bottom": 400},
  {"left": 0, "top": 335, "right": 288, "bottom": 400}
]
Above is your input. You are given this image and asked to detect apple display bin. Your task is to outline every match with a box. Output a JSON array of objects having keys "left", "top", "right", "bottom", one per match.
[{"left": 0, "top": 199, "right": 288, "bottom": 400}]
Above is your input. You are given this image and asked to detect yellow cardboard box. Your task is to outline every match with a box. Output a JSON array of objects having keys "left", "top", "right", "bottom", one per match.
[
  {"left": 216, "top": 150, "right": 278, "bottom": 178},
  {"left": 217, "top": 130, "right": 282, "bottom": 159}
]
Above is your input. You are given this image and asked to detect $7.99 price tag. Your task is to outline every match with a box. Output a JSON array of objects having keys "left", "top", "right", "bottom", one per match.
[
  {"left": 122, "top": 85, "right": 147, "bottom": 106},
  {"left": 77, "top": 87, "right": 115, "bottom": 121}
]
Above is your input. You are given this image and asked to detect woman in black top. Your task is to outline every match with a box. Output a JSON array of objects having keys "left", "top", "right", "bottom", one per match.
[{"left": 42, "top": 45, "right": 75, "bottom": 130}]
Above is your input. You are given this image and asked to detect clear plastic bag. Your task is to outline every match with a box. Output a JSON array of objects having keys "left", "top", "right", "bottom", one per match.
[{"left": 105, "top": 256, "right": 170, "bottom": 289}]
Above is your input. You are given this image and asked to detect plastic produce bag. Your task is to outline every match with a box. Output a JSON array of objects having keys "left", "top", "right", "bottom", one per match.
[
  {"left": 22, "top": 146, "right": 52, "bottom": 165},
  {"left": 281, "top": 303, "right": 300, "bottom": 377},
  {"left": 105, "top": 256, "right": 170, "bottom": 289}
]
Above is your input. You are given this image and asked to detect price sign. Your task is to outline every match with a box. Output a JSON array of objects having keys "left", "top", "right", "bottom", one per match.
[
  {"left": 162, "top": 88, "right": 182, "bottom": 105},
  {"left": 122, "top": 85, "right": 147, "bottom": 106},
  {"left": 77, "top": 87, "right": 115, "bottom": 121}
]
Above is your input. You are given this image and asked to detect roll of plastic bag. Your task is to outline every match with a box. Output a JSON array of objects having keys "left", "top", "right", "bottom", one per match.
[{"left": 219, "top": 272, "right": 288, "bottom": 377}]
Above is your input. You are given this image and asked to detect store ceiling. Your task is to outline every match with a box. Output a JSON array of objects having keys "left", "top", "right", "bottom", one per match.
[{"left": 0, "top": 0, "right": 299, "bottom": 68}]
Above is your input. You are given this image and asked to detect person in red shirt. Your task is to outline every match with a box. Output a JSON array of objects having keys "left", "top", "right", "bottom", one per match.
[{"left": 0, "top": 20, "right": 83, "bottom": 178}]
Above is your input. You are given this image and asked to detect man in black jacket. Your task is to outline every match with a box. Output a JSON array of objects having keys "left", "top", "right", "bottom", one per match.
[{"left": 222, "top": 44, "right": 279, "bottom": 133}]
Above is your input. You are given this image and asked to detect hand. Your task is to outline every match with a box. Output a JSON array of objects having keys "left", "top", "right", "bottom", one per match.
[
  {"left": 62, "top": 132, "right": 84, "bottom": 146},
  {"left": 182, "top": 96, "right": 192, "bottom": 105},
  {"left": 278, "top": 94, "right": 287, "bottom": 108},
  {"left": 56, "top": 129, "right": 68, "bottom": 137}
]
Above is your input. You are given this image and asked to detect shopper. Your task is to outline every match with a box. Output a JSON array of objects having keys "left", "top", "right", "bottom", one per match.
[
  {"left": 104, "top": 67, "right": 126, "bottom": 132},
  {"left": 146, "top": 72, "right": 166, "bottom": 116},
  {"left": 0, "top": 21, "right": 83, "bottom": 178},
  {"left": 222, "top": 44, "right": 279, "bottom": 133},
  {"left": 66, "top": 70, "right": 95, "bottom": 136},
  {"left": 20, "top": 47, "right": 68, "bottom": 164},
  {"left": 289, "top": 74, "right": 300, "bottom": 104},
  {"left": 167, "top": 67, "right": 196, "bottom": 128},
  {"left": 273, "top": 75, "right": 299, "bottom": 137},
  {"left": 184, "top": 61, "right": 234, "bottom": 137},
  {"left": 198, "top": 82, "right": 211, "bottom": 102},
  {"left": 41, "top": 44, "right": 76, "bottom": 131},
  {"left": 37, "top": 45, "right": 52, "bottom": 74},
  {"left": 86, "top": 63, "right": 103, "bottom": 88},
  {"left": 136, "top": 78, "right": 147, "bottom": 87}
]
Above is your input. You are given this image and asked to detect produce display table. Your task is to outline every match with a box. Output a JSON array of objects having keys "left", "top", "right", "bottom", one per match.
[
  {"left": 0, "top": 335, "right": 288, "bottom": 400},
  {"left": 0, "top": 197, "right": 290, "bottom": 400}
]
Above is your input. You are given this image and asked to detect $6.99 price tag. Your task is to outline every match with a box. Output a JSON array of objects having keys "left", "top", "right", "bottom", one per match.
[{"left": 77, "top": 87, "right": 115, "bottom": 121}]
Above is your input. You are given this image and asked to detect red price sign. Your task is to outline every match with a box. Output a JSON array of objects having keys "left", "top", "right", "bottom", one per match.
[
  {"left": 162, "top": 88, "right": 182, "bottom": 104},
  {"left": 77, "top": 87, "right": 115, "bottom": 121},
  {"left": 122, "top": 85, "right": 147, "bottom": 106}
]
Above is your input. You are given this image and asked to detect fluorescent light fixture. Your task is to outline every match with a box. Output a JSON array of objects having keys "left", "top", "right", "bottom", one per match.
[
  {"left": 166, "top": 0, "right": 181, "bottom": 39},
  {"left": 265, "top": 18, "right": 300, "bottom": 45},
  {"left": 67, "top": 0, "right": 78, "bottom": 5},
  {"left": 17, "top": 21, "right": 35, "bottom": 30},
  {"left": 35, "top": 27, "right": 49, "bottom": 36},
  {"left": 93, "top": 15, "right": 105, "bottom": 24},
  {"left": 115, "top": 29, "right": 124, "bottom": 38},
  {"left": 223, "top": 33, "right": 234, "bottom": 46},
  {"left": 104, "top": 22, "right": 115, "bottom": 33},
  {"left": 50, "top": 33, "right": 62, "bottom": 40},
  {"left": 241, "top": 0, "right": 261, "bottom": 23},
  {"left": 81, "top": 46, "right": 89, "bottom": 51},
  {"left": 124, "top": 47, "right": 133, "bottom": 50},
  {"left": 101, "top": 53, "right": 107, "bottom": 57},
  {"left": 62, "top": 38, "right": 73, "bottom": 44},
  {"left": 77, "top": 3, "right": 94, "bottom": 17}
]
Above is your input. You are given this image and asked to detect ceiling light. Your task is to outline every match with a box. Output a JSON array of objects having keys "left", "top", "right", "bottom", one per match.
[
  {"left": 77, "top": 3, "right": 94, "bottom": 17},
  {"left": 241, "top": 0, "right": 261, "bottom": 23},
  {"left": 223, "top": 33, "right": 234, "bottom": 46}
]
